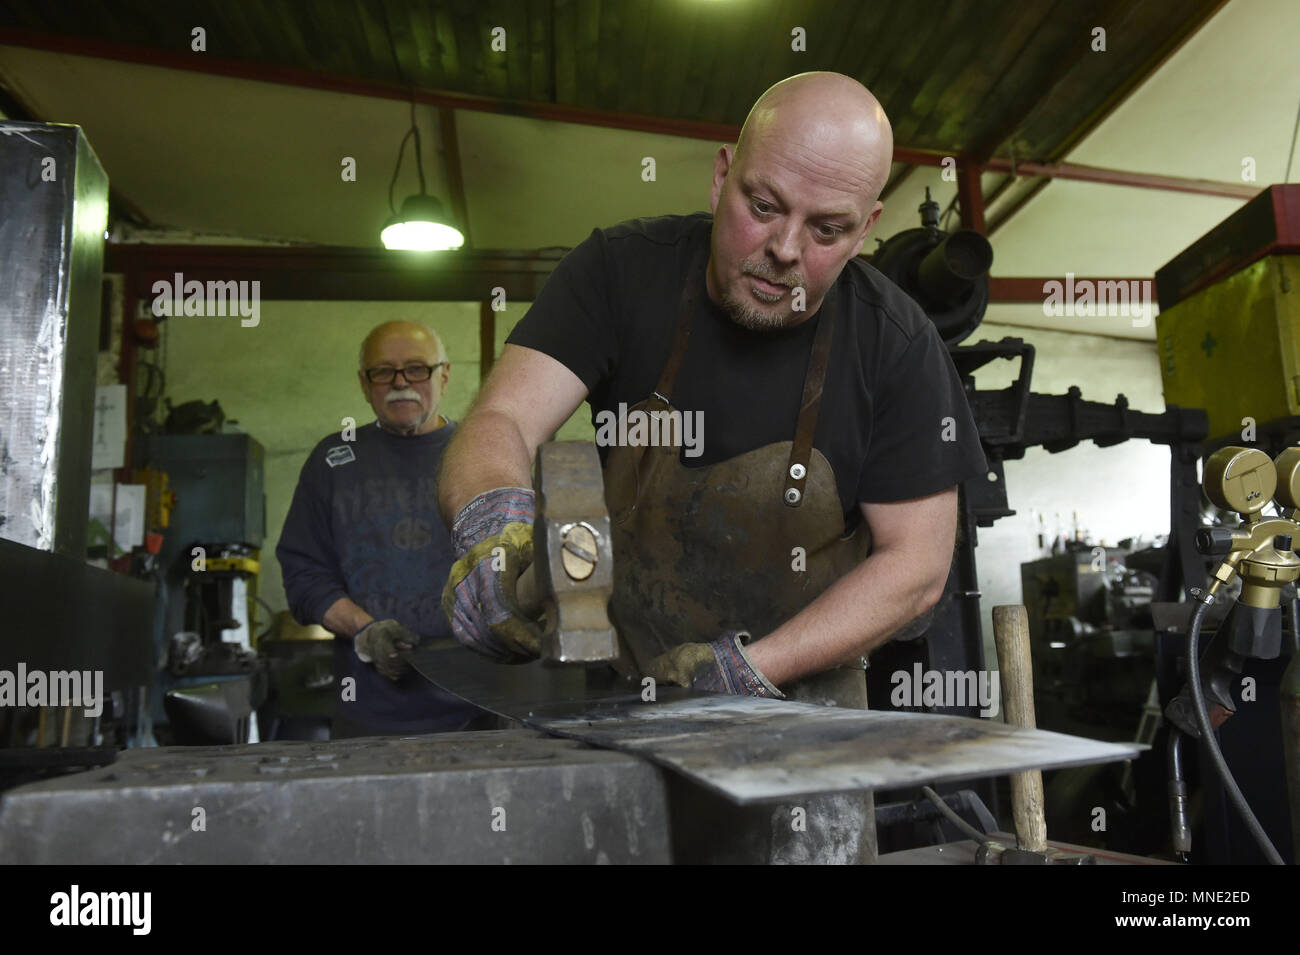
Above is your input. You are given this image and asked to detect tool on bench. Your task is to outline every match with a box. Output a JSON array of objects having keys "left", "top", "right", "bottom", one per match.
[
  {"left": 979, "top": 604, "right": 1093, "bottom": 864},
  {"left": 511, "top": 441, "right": 619, "bottom": 666}
]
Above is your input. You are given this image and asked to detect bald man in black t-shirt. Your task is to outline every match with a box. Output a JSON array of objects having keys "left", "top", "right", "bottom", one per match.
[{"left": 438, "top": 72, "right": 986, "bottom": 702}]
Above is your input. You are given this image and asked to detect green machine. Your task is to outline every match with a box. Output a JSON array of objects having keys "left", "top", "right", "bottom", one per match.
[{"left": 1157, "top": 185, "right": 1300, "bottom": 444}]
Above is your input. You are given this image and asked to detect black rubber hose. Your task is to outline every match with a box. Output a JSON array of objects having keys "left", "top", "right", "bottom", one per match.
[
  {"left": 1187, "top": 593, "right": 1284, "bottom": 864},
  {"left": 1289, "top": 587, "right": 1300, "bottom": 657}
]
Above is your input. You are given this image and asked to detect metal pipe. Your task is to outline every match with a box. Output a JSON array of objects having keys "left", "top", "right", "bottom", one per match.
[
  {"left": 917, "top": 229, "right": 993, "bottom": 306},
  {"left": 1166, "top": 728, "right": 1192, "bottom": 859}
]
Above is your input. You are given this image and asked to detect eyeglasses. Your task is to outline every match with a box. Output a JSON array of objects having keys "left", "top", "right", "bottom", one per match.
[{"left": 364, "top": 362, "right": 445, "bottom": 384}]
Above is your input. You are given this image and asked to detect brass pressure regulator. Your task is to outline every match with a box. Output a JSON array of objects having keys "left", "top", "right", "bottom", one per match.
[{"left": 1196, "top": 446, "right": 1300, "bottom": 609}]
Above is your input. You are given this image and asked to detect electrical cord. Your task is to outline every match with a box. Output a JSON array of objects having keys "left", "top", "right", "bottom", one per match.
[
  {"left": 379, "top": 0, "right": 427, "bottom": 215},
  {"left": 920, "top": 785, "right": 1002, "bottom": 849},
  {"left": 1186, "top": 591, "right": 1284, "bottom": 864},
  {"left": 387, "top": 126, "right": 416, "bottom": 216}
]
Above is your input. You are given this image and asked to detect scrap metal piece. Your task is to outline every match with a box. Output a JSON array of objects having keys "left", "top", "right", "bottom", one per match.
[{"left": 405, "top": 644, "right": 1145, "bottom": 805}]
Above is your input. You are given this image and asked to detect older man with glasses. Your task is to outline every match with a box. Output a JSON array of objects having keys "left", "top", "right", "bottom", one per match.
[{"left": 277, "top": 319, "right": 489, "bottom": 738}]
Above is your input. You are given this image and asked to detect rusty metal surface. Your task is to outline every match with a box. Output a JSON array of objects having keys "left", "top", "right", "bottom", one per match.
[
  {"left": 0, "top": 730, "right": 670, "bottom": 864},
  {"left": 405, "top": 643, "right": 1145, "bottom": 805}
]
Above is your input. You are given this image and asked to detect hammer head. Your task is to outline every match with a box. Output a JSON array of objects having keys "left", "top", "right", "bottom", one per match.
[
  {"left": 975, "top": 844, "right": 1096, "bottom": 865},
  {"left": 532, "top": 442, "right": 619, "bottom": 665}
]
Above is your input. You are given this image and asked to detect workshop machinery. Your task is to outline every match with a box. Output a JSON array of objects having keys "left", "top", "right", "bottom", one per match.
[
  {"left": 1020, "top": 546, "right": 1159, "bottom": 739},
  {"left": 872, "top": 191, "right": 1207, "bottom": 726},
  {"left": 870, "top": 190, "right": 1208, "bottom": 838},
  {"left": 1155, "top": 446, "right": 1300, "bottom": 865},
  {"left": 1141, "top": 185, "right": 1300, "bottom": 864},
  {"left": 142, "top": 432, "right": 268, "bottom": 744}
]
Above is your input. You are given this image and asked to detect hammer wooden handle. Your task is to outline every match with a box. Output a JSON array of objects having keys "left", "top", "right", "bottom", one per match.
[
  {"left": 992, "top": 604, "right": 1048, "bottom": 854},
  {"left": 515, "top": 564, "right": 541, "bottom": 618}
]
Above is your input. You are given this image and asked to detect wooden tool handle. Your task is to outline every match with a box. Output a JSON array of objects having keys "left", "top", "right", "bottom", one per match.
[
  {"left": 992, "top": 604, "right": 1047, "bottom": 854},
  {"left": 515, "top": 564, "right": 541, "bottom": 617}
]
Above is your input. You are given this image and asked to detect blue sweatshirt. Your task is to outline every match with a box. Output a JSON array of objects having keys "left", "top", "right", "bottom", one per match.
[{"left": 276, "top": 419, "right": 482, "bottom": 732}]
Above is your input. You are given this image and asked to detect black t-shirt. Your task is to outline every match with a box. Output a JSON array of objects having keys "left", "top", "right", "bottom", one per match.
[{"left": 507, "top": 213, "right": 988, "bottom": 523}]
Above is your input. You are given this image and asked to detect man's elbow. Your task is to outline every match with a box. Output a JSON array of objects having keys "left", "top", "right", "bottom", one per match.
[{"left": 916, "top": 565, "right": 950, "bottom": 613}]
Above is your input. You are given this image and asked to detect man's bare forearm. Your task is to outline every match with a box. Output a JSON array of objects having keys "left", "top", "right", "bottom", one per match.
[
  {"left": 322, "top": 596, "right": 374, "bottom": 639},
  {"left": 745, "top": 551, "right": 944, "bottom": 686},
  {"left": 438, "top": 408, "right": 535, "bottom": 525}
]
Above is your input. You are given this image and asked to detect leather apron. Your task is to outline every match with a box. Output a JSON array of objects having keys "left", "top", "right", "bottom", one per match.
[{"left": 601, "top": 259, "right": 877, "bottom": 863}]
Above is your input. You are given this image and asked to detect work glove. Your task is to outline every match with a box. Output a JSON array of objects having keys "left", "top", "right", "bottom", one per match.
[
  {"left": 646, "top": 631, "right": 785, "bottom": 699},
  {"left": 353, "top": 619, "right": 419, "bottom": 681},
  {"left": 441, "top": 486, "right": 543, "bottom": 663}
]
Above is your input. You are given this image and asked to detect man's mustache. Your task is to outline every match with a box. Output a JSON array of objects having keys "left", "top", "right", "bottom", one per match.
[
  {"left": 385, "top": 389, "right": 422, "bottom": 404},
  {"left": 743, "top": 261, "right": 803, "bottom": 288}
]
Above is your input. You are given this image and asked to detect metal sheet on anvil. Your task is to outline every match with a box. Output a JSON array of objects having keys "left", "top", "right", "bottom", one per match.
[{"left": 405, "top": 644, "right": 1146, "bottom": 805}]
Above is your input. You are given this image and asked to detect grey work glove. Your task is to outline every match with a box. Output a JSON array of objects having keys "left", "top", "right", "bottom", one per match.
[
  {"left": 646, "top": 631, "right": 785, "bottom": 699},
  {"left": 353, "top": 619, "right": 419, "bottom": 681},
  {"left": 441, "top": 487, "right": 543, "bottom": 663}
]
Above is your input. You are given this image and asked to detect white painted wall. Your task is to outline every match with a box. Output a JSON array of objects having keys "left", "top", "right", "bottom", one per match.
[{"left": 966, "top": 322, "right": 1170, "bottom": 666}]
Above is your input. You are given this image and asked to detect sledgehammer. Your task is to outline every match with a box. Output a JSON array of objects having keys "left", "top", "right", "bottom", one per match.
[
  {"left": 982, "top": 605, "right": 1092, "bottom": 864},
  {"left": 513, "top": 441, "right": 619, "bottom": 665}
]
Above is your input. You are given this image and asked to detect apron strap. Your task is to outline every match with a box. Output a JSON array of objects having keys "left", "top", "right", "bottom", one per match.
[
  {"left": 652, "top": 251, "right": 706, "bottom": 404},
  {"left": 649, "top": 249, "right": 839, "bottom": 508},
  {"left": 783, "top": 289, "right": 838, "bottom": 508}
]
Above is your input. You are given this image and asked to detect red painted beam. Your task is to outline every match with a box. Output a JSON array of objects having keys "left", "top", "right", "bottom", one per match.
[
  {"left": 983, "top": 157, "right": 1259, "bottom": 200},
  {"left": 987, "top": 276, "right": 1152, "bottom": 303},
  {"left": 104, "top": 244, "right": 567, "bottom": 302},
  {"left": 479, "top": 300, "right": 495, "bottom": 382},
  {"left": 105, "top": 242, "right": 1147, "bottom": 312},
  {"left": 956, "top": 159, "right": 986, "bottom": 233}
]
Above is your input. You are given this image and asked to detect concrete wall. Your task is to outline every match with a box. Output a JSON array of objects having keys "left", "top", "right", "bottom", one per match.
[
  {"left": 157, "top": 300, "right": 594, "bottom": 629},
  {"left": 157, "top": 299, "right": 1170, "bottom": 662}
]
